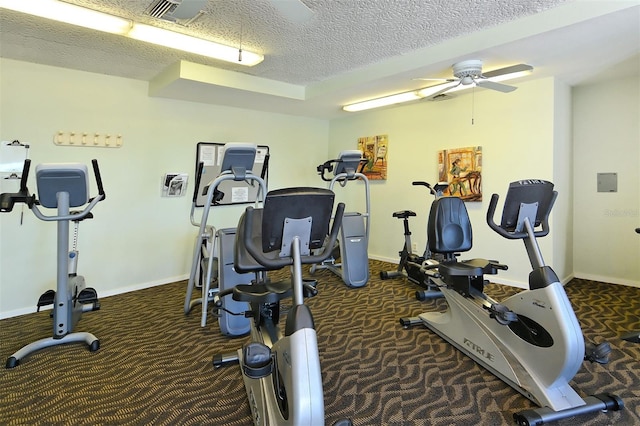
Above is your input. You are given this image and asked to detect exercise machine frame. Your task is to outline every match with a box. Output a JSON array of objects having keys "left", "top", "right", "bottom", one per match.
[
  {"left": 400, "top": 179, "right": 623, "bottom": 425},
  {"left": 621, "top": 227, "right": 640, "bottom": 343},
  {"left": 184, "top": 143, "right": 267, "bottom": 334},
  {"left": 213, "top": 187, "right": 349, "bottom": 425},
  {"left": 1, "top": 159, "right": 105, "bottom": 368},
  {"left": 311, "top": 150, "right": 370, "bottom": 288},
  {"left": 380, "top": 181, "right": 449, "bottom": 300}
]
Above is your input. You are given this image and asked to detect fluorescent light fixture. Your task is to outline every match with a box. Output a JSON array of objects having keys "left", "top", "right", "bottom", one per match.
[
  {"left": 344, "top": 66, "right": 533, "bottom": 112},
  {"left": 0, "top": 0, "right": 263, "bottom": 66},
  {"left": 0, "top": 0, "right": 132, "bottom": 34},
  {"left": 129, "top": 24, "right": 263, "bottom": 66},
  {"left": 342, "top": 91, "right": 422, "bottom": 112}
]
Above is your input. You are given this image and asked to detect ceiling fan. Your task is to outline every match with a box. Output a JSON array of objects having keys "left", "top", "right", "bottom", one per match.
[{"left": 417, "top": 60, "right": 533, "bottom": 99}]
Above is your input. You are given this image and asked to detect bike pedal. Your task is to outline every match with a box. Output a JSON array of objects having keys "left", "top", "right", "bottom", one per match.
[
  {"left": 242, "top": 342, "right": 273, "bottom": 379},
  {"left": 36, "top": 290, "right": 56, "bottom": 311},
  {"left": 77, "top": 287, "right": 98, "bottom": 304}
]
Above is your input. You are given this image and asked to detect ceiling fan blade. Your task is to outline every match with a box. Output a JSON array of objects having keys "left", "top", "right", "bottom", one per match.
[
  {"left": 482, "top": 63, "right": 533, "bottom": 79},
  {"left": 269, "top": 0, "right": 314, "bottom": 24},
  {"left": 422, "top": 81, "right": 461, "bottom": 98},
  {"left": 413, "top": 78, "right": 456, "bottom": 82},
  {"left": 476, "top": 80, "right": 517, "bottom": 93}
]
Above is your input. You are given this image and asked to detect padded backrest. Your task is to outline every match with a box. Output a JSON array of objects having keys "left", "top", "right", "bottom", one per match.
[
  {"left": 35, "top": 163, "right": 89, "bottom": 208},
  {"left": 261, "top": 187, "right": 334, "bottom": 252},
  {"left": 234, "top": 187, "right": 335, "bottom": 273},
  {"left": 427, "top": 197, "right": 472, "bottom": 254}
]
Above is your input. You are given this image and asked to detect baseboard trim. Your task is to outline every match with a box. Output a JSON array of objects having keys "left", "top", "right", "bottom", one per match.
[
  {"left": 0, "top": 274, "right": 189, "bottom": 320},
  {"left": 573, "top": 273, "right": 640, "bottom": 288}
]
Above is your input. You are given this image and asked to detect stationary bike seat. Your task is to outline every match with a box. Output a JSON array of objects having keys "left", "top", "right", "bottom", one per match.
[
  {"left": 392, "top": 210, "right": 416, "bottom": 219},
  {"left": 232, "top": 281, "right": 292, "bottom": 304},
  {"left": 439, "top": 258, "right": 496, "bottom": 277}
]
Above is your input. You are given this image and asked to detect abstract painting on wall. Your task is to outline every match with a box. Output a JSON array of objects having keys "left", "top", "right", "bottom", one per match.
[{"left": 438, "top": 146, "right": 482, "bottom": 201}]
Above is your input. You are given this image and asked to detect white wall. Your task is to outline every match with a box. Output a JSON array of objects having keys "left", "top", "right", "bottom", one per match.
[
  {"left": 328, "top": 78, "right": 566, "bottom": 288},
  {"left": 0, "top": 59, "right": 329, "bottom": 317},
  {"left": 572, "top": 74, "right": 640, "bottom": 287}
]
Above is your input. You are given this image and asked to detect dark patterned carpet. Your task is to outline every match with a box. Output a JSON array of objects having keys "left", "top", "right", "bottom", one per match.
[{"left": 1, "top": 259, "right": 639, "bottom": 425}]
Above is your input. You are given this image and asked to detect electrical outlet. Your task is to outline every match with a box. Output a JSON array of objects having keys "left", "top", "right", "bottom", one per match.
[{"left": 412, "top": 242, "right": 418, "bottom": 253}]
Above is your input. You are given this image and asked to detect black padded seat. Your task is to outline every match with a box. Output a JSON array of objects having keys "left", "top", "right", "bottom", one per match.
[
  {"left": 232, "top": 282, "right": 292, "bottom": 304},
  {"left": 426, "top": 196, "right": 499, "bottom": 296},
  {"left": 439, "top": 258, "right": 496, "bottom": 278},
  {"left": 393, "top": 210, "right": 416, "bottom": 219}
]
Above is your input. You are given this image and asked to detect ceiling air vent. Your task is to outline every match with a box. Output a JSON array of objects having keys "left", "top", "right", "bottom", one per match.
[{"left": 145, "top": 0, "right": 207, "bottom": 23}]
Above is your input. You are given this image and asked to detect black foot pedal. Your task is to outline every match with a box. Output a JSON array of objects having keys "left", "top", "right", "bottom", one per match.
[
  {"left": 242, "top": 342, "right": 273, "bottom": 379},
  {"left": 585, "top": 342, "right": 611, "bottom": 364},
  {"left": 621, "top": 331, "right": 640, "bottom": 343},
  {"left": 78, "top": 287, "right": 98, "bottom": 304},
  {"left": 78, "top": 288, "right": 100, "bottom": 311},
  {"left": 486, "top": 303, "right": 518, "bottom": 325},
  {"left": 36, "top": 290, "right": 55, "bottom": 312}
]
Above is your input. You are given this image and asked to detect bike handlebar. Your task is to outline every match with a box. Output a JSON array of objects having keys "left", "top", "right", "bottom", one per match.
[
  {"left": 486, "top": 192, "right": 557, "bottom": 240},
  {"left": 90, "top": 159, "right": 106, "bottom": 201},
  {"left": 192, "top": 161, "right": 205, "bottom": 203}
]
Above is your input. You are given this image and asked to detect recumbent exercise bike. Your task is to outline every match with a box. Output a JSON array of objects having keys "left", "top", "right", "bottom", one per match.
[
  {"left": 1, "top": 159, "right": 106, "bottom": 368},
  {"left": 400, "top": 179, "right": 623, "bottom": 425},
  {"left": 213, "top": 187, "right": 352, "bottom": 425}
]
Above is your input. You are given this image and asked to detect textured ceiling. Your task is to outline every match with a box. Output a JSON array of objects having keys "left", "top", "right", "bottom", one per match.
[{"left": 1, "top": 0, "right": 639, "bottom": 118}]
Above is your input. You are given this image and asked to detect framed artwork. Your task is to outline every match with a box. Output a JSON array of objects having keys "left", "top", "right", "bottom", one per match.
[
  {"left": 357, "top": 134, "right": 388, "bottom": 180},
  {"left": 438, "top": 146, "right": 482, "bottom": 201}
]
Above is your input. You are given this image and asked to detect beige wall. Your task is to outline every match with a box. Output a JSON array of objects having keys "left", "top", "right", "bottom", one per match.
[{"left": 572, "top": 74, "right": 640, "bottom": 286}]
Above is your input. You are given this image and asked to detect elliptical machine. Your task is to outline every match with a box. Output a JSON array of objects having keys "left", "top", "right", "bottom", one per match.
[
  {"left": 380, "top": 181, "right": 449, "bottom": 300},
  {"left": 311, "top": 150, "right": 370, "bottom": 288},
  {"left": 213, "top": 187, "right": 350, "bottom": 425},
  {"left": 400, "top": 179, "right": 623, "bottom": 425},
  {"left": 1, "top": 159, "right": 106, "bottom": 368},
  {"left": 184, "top": 143, "right": 267, "bottom": 335}
]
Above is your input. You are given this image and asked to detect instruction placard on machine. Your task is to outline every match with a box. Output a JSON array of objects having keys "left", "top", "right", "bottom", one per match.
[{"left": 195, "top": 142, "right": 269, "bottom": 207}]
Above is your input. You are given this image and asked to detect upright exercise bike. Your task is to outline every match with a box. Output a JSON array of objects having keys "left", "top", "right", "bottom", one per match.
[
  {"left": 401, "top": 179, "right": 623, "bottom": 425},
  {"left": 1, "top": 159, "right": 106, "bottom": 368},
  {"left": 213, "top": 187, "right": 349, "bottom": 425},
  {"left": 380, "top": 181, "right": 449, "bottom": 300},
  {"left": 311, "top": 150, "right": 370, "bottom": 288}
]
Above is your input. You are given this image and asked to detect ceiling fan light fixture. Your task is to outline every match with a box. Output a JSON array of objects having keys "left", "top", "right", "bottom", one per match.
[{"left": 0, "top": 0, "right": 263, "bottom": 66}]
